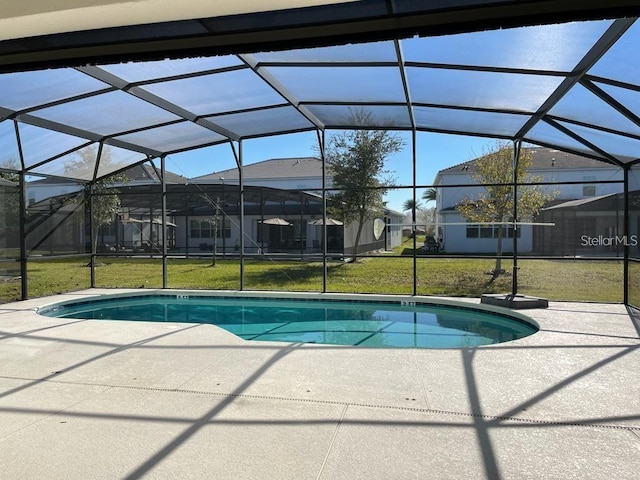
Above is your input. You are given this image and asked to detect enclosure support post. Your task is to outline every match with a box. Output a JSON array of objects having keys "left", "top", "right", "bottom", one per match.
[
  {"left": 89, "top": 183, "right": 95, "bottom": 288},
  {"left": 18, "top": 171, "right": 28, "bottom": 300},
  {"left": 161, "top": 155, "right": 168, "bottom": 289},
  {"left": 299, "top": 191, "right": 304, "bottom": 257},
  {"left": 623, "top": 164, "right": 630, "bottom": 305},
  {"left": 237, "top": 141, "right": 245, "bottom": 290},
  {"left": 319, "top": 129, "right": 327, "bottom": 293},
  {"left": 184, "top": 199, "right": 190, "bottom": 258},
  {"left": 412, "top": 129, "right": 417, "bottom": 296},
  {"left": 14, "top": 120, "right": 28, "bottom": 300},
  {"left": 512, "top": 140, "right": 521, "bottom": 296}
]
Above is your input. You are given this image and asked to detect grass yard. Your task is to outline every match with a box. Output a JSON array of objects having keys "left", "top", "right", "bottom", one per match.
[{"left": 0, "top": 252, "right": 625, "bottom": 304}]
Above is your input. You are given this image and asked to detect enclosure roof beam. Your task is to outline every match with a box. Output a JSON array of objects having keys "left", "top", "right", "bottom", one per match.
[
  {"left": 514, "top": 17, "right": 636, "bottom": 141},
  {"left": 77, "top": 65, "right": 241, "bottom": 141}
]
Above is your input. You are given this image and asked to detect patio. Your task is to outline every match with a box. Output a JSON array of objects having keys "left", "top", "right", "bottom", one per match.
[{"left": 0, "top": 290, "right": 638, "bottom": 479}]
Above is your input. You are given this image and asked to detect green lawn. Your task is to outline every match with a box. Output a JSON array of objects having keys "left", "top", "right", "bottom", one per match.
[{"left": 0, "top": 252, "right": 625, "bottom": 304}]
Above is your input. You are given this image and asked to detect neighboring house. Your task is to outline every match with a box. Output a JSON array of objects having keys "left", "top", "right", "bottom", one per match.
[
  {"left": 189, "top": 157, "right": 403, "bottom": 255},
  {"left": 27, "top": 163, "right": 187, "bottom": 205},
  {"left": 536, "top": 190, "right": 640, "bottom": 257},
  {"left": 26, "top": 164, "right": 186, "bottom": 253},
  {"left": 434, "top": 147, "right": 636, "bottom": 255},
  {"left": 192, "top": 157, "right": 330, "bottom": 191},
  {"left": 27, "top": 157, "right": 403, "bottom": 256}
]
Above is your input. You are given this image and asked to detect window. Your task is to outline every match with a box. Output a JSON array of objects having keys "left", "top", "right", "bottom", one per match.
[
  {"left": 506, "top": 226, "right": 521, "bottom": 238},
  {"left": 190, "top": 218, "right": 231, "bottom": 239},
  {"left": 465, "top": 224, "right": 521, "bottom": 239},
  {"left": 190, "top": 219, "right": 213, "bottom": 239}
]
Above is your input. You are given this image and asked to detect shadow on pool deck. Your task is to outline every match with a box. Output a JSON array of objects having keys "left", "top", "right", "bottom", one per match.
[{"left": 0, "top": 290, "right": 639, "bottom": 479}]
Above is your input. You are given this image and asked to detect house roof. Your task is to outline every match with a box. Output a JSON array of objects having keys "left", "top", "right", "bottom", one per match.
[
  {"left": 192, "top": 157, "right": 322, "bottom": 182},
  {"left": 438, "top": 147, "right": 617, "bottom": 176},
  {"left": 130, "top": 164, "right": 186, "bottom": 184},
  {"left": 30, "top": 163, "right": 186, "bottom": 185},
  {"left": 0, "top": 176, "right": 16, "bottom": 187},
  {"left": 541, "top": 190, "right": 640, "bottom": 211},
  {"left": 542, "top": 193, "right": 616, "bottom": 210}
]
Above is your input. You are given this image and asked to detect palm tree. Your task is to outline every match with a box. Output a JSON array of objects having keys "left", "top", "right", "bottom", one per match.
[
  {"left": 402, "top": 198, "right": 422, "bottom": 213},
  {"left": 402, "top": 199, "right": 422, "bottom": 239},
  {"left": 422, "top": 188, "right": 437, "bottom": 204}
]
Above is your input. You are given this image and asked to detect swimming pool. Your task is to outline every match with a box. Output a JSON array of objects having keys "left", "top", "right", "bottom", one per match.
[{"left": 37, "top": 293, "right": 538, "bottom": 348}]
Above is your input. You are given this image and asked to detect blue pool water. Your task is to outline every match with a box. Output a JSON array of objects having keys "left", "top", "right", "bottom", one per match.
[{"left": 38, "top": 295, "right": 537, "bottom": 348}]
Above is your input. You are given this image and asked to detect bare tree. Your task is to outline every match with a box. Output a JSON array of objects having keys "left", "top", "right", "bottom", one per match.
[
  {"left": 457, "top": 142, "right": 556, "bottom": 275},
  {"left": 65, "top": 145, "right": 128, "bottom": 254}
]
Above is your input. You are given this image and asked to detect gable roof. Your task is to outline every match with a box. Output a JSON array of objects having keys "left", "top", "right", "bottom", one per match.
[
  {"left": 438, "top": 147, "right": 618, "bottom": 176},
  {"left": 29, "top": 163, "right": 186, "bottom": 185},
  {"left": 192, "top": 157, "right": 322, "bottom": 182}
]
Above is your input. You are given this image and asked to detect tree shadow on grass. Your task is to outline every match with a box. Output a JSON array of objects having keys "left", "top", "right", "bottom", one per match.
[
  {"left": 443, "top": 271, "right": 511, "bottom": 296},
  {"left": 243, "top": 261, "right": 343, "bottom": 288}
]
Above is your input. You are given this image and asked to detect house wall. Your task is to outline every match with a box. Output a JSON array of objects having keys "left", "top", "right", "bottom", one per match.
[
  {"left": 435, "top": 164, "right": 624, "bottom": 254},
  {"left": 343, "top": 217, "right": 391, "bottom": 256},
  {"left": 27, "top": 182, "right": 83, "bottom": 205},
  {"left": 173, "top": 215, "right": 338, "bottom": 255},
  {"left": 436, "top": 166, "right": 624, "bottom": 213},
  {"left": 173, "top": 215, "right": 242, "bottom": 254},
  {"left": 386, "top": 217, "right": 403, "bottom": 250},
  {"left": 439, "top": 211, "right": 533, "bottom": 254}
]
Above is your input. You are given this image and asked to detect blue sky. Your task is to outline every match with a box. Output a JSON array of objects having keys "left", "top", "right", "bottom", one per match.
[{"left": 164, "top": 129, "right": 497, "bottom": 213}]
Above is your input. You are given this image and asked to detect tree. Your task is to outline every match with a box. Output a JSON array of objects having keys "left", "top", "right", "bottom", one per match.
[
  {"left": 402, "top": 198, "right": 422, "bottom": 239},
  {"left": 65, "top": 145, "right": 128, "bottom": 254},
  {"left": 456, "top": 142, "right": 556, "bottom": 275},
  {"left": 422, "top": 187, "right": 437, "bottom": 204},
  {"left": 417, "top": 206, "right": 436, "bottom": 237},
  {"left": 402, "top": 198, "right": 422, "bottom": 213},
  {"left": 200, "top": 194, "right": 222, "bottom": 266},
  {"left": 325, "top": 111, "right": 404, "bottom": 259}
]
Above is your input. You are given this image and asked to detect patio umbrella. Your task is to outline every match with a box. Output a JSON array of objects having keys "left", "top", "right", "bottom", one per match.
[
  {"left": 309, "top": 218, "right": 343, "bottom": 226},
  {"left": 260, "top": 217, "right": 291, "bottom": 226}
]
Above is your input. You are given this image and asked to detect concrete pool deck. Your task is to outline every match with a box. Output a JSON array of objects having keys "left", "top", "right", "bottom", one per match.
[{"left": 0, "top": 289, "right": 638, "bottom": 479}]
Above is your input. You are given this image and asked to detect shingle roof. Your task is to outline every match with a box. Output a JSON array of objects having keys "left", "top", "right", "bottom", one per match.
[
  {"left": 0, "top": 176, "right": 16, "bottom": 187},
  {"left": 542, "top": 193, "right": 615, "bottom": 210},
  {"left": 439, "top": 147, "right": 617, "bottom": 175},
  {"left": 131, "top": 164, "right": 186, "bottom": 184},
  {"left": 29, "top": 164, "right": 186, "bottom": 185},
  {"left": 192, "top": 157, "right": 322, "bottom": 182}
]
